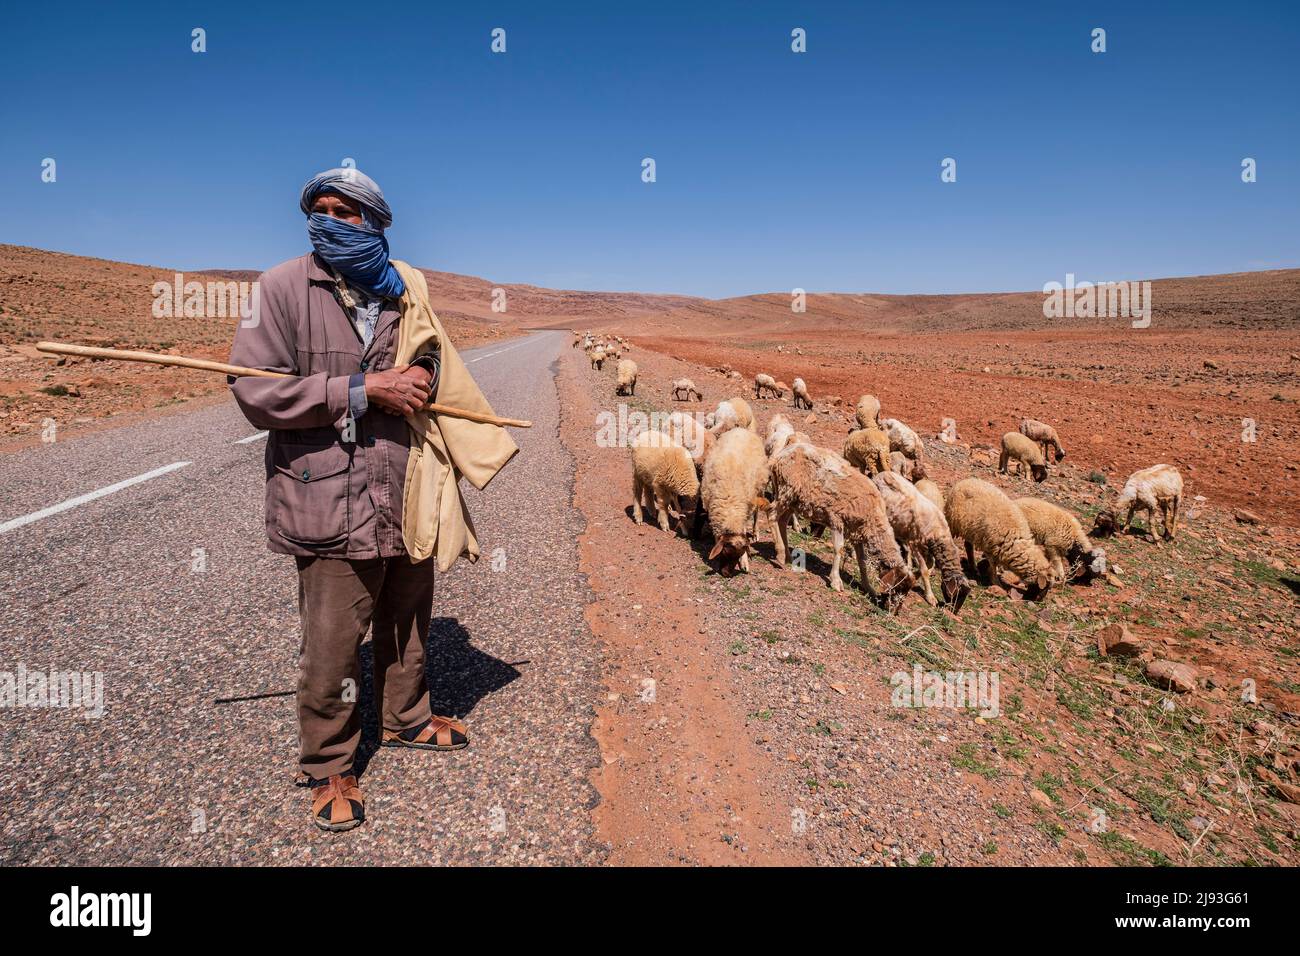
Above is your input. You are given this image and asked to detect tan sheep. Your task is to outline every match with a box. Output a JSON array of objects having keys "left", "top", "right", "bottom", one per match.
[
  {"left": 911, "top": 461, "right": 945, "bottom": 513},
  {"left": 700, "top": 428, "right": 770, "bottom": 576},
  {"left": 843, "top": 427, "right": 890, "bottom": 475},
  {"left": 855, "top": 394, "right": 882, "bottom": 429},
  {"left": 1101, "top": 464, "right": 1185, "bottom": 541},
  {"left": 705, "top": 397, "right": 757, "bottom": 435},
  {"left": 630, "top": 430, "right": 699, "bottom": 535},
  {"left": 588, "top": 348, "right": 606, "bottom": 370},
  {"left": 754, "top": 373, "right": 783, "bottom": 399},
  {"left": 1015, "top": 497, "right": 1109, "bottom": 583},
  {"left": 889, "top": 451, "right": 914, "bottom": 480},
  {"left": 615, "top": 359, "right": 638, "bottom": 396},
  {"left": 671, "top": 378, "right": 703, "bottom": 402},
  {"left": 764, "top": 413, "right": 796, "bottom": 458},
  {"left": 664, "top": 411, "right": 714, "bottom": 477},
  {"left": 944, "top": 477, "right": 1054, "bottom": 596},
  {"left": 792, "top": 377, "right": 813, "bottom": 410},
  {"left": 999, "top": 431, "right": 1048, "bottom": 482},
  {"left": 882, "top": 417, "right": 924, "bottom": 461},
  {"left": 768, "top": 441, "right": 912, "bottom": 608},
  {"left": 1019, "top": 418, "right": 1066, "bottom": 463},
  {"left": 873, "top": 471, "right": 971, "bottom": 610}
]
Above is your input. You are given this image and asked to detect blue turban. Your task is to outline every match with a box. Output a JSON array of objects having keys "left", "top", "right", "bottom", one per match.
[{"left": 300, "top": 167, "right": 404, "bottom": 298}]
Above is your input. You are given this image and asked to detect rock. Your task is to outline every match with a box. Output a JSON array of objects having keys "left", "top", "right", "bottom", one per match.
[
  {"left": 804, "top": 414, "right": 817, "bottom": 425},
  {"left": 1203, "top": 360, "right": 1218, "bottom": 370},
  {"left": 1233, "top": 508, "right": 1262, "bottom": 525},
  {"left": 1096, "top": 622, "right": 1144, "bottom": 658},
  {"left": 1145, "top": 659, "right": 1198, "bottom": 693}
]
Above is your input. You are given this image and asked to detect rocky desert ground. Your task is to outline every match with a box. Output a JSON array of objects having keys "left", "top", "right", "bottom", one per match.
[{"left": 2, "top": 243, "right": 1297, "bottom": 866}]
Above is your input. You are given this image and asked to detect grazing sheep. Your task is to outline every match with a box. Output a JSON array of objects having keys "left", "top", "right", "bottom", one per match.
[
  {"left": 754, "top": 373, "right": 783, "bottom": 399},
  {"left": 1102, "top": 464, "right": 1184, "bottom": 541},
  {"left": 588, "top": 349, "right": 606, "bottom": 370},
  {"left": 615, "top": 359, "right": 638, "bottom": 396},
  {"left": 843, "top": 427, "right": 890, "bottom": 475},
  {"left": 889, "top": 451, "right": 914, "bottom": 480},
  {"left": 944, "top": 477, "right": 1053, "bottom": 596},
  {"left": 671, "top": 378, "right": 703, "bottom": 402},
  {"left": 855, "top": 394, "right": 882, "bottom": 429},
  {"left": 705, "top": 397, "right": 756, "bottom": 435},
  {"left": 911, "top": 462, "right": 945, "bottom": 513},
  {"left": 1015, "top": 498, "right": 1108, "bottom": 584},
  {"left": 1019, "top": 418, "right": 1066, "bottom": 463},
  {"left": 881, "top": 417, "right": 925, "bottom": 461},
  {"left": 999, "top": 431, "right": 1048, "bottom": 482},
  {"left": 664, "top": 411, "right": 714, "bottom": 477},
  {"left": 873, "top": 471, "right": 971, "bottom": 610},
  {"left": 699, "top": 428, "right": 770, "bottom": 576},
  {"left": 768, "top": 441, "right": 912, "bottom": 607},
  {"left": 792, "top": 377, "right": 813, "bottom": 410},
  {"left": 764, "top": 413, "right": 796, "bottom": 458},
  {"left": 630, "top": 431, "right": 699, "bottom": 534}
]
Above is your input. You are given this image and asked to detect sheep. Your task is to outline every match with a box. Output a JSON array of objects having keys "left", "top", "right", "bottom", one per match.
[
  {"left": 705, "top": 397, "right": 756, "bottom": 435},
  {"left": 1098, "top": 464, "right": 1184, "bottom": 542},
  {"left": 792, "top": 377, "right": 813, "bottom": 410},
  {"left": 664, "top": 411, "right": 714, "bottom": 477},
  {"left": 768, "top": 441, "right": 912, "bottom": 608},
  {"left": 671, "top": 378, "right": 703, "bottom": 402},
  {"left": 630, "top": 430, "right": 699, "bottom": 535},
  {"left": 873, "top": 471, "right": 971, "bottom": 610},
  {"left": 843, "top": 427, "right": 890, "bottom": 475},
  {"left": 699, "top": 428, "right": 770, "bottom": 576},
  {"left": 889, "top": 451, "right": 915, "bottom": 480},
  {"left": 999, "top": 431, "right": 1048, "bottom": 482},
  {"left": 855, "top": 394, "right": 882, "bottom": 429},
  {"left": 1015, "top": 498, "right": 1109, "bottom": 584},
  {"left": 911, "top": 462, "right": 945, "bottom": 513},
  {"left": 754, "top": 373, "right": 783, "bottom": 399},
  {"left": 615, "top": 359, "right": 638, "bottom": 396},
  {"left": 944, "top": 478, "right": 1054, "bottom": 596},
  {"left": 882, "top": 417, "right": 925, "bottom": 461},
  {"left": 764, "top": 413, "right": 796, "bottom": 458},
  {"left": 1020, "top": 418, "right": 1066, "bottom": 463},
  {"left": 589, "top": 348, "right": 606, "bottom": 370}
]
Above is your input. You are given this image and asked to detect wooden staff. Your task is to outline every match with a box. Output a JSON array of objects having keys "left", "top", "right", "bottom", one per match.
[{"left": 35, "top": 341, "right": 532, "bottom": 428}]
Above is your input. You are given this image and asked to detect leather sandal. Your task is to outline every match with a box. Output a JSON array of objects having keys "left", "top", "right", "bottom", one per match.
[
  {"left": 381, "top": 715, "right": 468, "bottom": 751},
  {"left": 309, "top": 774, "right": 365, "bottom": 832}
]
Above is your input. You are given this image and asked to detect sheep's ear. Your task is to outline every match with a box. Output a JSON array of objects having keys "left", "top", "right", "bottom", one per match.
[
  {"left": 1035, "top": 573, "right": 1049, "bottom": 590},
  {"left": 708, "top": 541, "right": 724, "bottom": 560},
  {"left": 752, "top": 496, "right": 771, "bottom": 512}
]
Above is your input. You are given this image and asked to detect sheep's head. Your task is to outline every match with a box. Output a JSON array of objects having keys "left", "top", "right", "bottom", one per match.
[
  {"left": 880, "top": 567, "right": 914, "bottom": 613},
  {"left": 708, "top": 533, "right": 750, "bottom": 577},
  {"left": 942, "top": 574, "right": 972, "bottom": 613},
  {"left": 1031, "top": 463, "right": 1049, "bottom": 482},
  {"left": 1090, "top": 510, "right": 1117, "bottom": 538},
  {"left": 1023, "top": 572, "right": 1052, "bottom": 600}
]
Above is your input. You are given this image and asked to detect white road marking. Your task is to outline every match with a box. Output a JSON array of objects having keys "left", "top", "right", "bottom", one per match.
[
  {"left": 466, "top": 336, "right": 539, "bottom": 365},
  {"left": 235, "top": 431, "right": 268, "bottom": 444},
  {"left": 0, "top": 461, "right": 193, "bottom": 535}
]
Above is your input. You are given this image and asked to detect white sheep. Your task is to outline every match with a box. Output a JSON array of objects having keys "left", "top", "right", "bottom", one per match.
[
  {"left": 881, "top": 417, "right": 924, "bottom": 461},
  {"left": 1106, "top": 464, "right": 1185, "bottom": 541},
  {"left": 588, "top": 348, "right": 606, "bottom": 370},
  {"left": 889, "top": 451, "right": 914, "bottom": 480},
  {"left": 615, "top": 359, "right": 638, "bottom": 396},
  {"left": 764, "top": 413, "right": 796, "bottom": 458},
  {"left": 768, "top": 441, "right": 912, "bottom": 608},
  {"left": 671, "top": 378, "right": 703, "bottom": 402},
  {"left": 873, "top": 470, "right": 971, "bottom": 610},
  {"left": 944, "top": 477, "right": 1054, "bottom": 596},
  {"left": 664, "top": 411, "right": 714, "bottom": 477},
  {"left": 705, "top": 397, "right": 757, "bottom": 435},
  {"left": 1015, "top": 497, "right": 1108, "bottom": 583},
  {"left": 630, "top": 430, "right": 699, "bottom": 535},
  {"left": 855, "top": 394, "right": 882, "bottom": 429},
  {"left": 1019, "top": 418, "right": 1066, "bottom": 463},
  {"left": 754, "top": 373, "right": 783, "bottom": 400},
  {"left": 792, "top": 377, "right": 813, "bottom": 410},
  {"left": 999, "top": 431, "right": 1048, "bottom": 482},
  {"left": 700, "top": 428, "right": 770, "bottom": 576}
]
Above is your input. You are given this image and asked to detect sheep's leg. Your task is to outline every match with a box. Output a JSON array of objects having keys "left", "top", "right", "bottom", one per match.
[
  {"left": 1052, "top": 555, "right": 1067, "bottom": 583},
  {"left": 773, "top": 510, "right": 790, "bottom": 568},
  {"left": 829, "top": 528, "right": 845, "bottom": 591},
  {"left": 653, "top": 486, "right": 672, "bottom": 533},
  {"left": 1122, "top": 503, "right": 1136, "bottom": 533},
  {"left": 1169, "top": 495, "right": 1181, "bottom": 538},
  {"left": 917, "top": 549, "right": 937, "bottom": 606},
  {"left": 631, "top": 476, "right": 645, "bottom": 525},
  {"left": 998, "top": 450, "right": 1009, "bottom": 474}
]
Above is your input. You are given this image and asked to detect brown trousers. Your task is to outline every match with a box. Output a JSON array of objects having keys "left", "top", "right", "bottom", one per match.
[{"left": 294, "top": 555, "right": 434, "bottom": 779}]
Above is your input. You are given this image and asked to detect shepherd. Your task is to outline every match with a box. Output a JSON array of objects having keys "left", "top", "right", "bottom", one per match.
[{"left": 228, "top": 167, "right": 518, "bottom": 832}]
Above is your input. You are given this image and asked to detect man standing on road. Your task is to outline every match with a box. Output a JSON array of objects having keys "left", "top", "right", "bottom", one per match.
[{"left": 228, "top": 167, "right": 517, "bottom": 832}]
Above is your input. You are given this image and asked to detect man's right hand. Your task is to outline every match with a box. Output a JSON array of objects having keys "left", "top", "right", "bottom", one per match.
[{"left": 364, "top": 365, "right": 431, "bottom": 416}]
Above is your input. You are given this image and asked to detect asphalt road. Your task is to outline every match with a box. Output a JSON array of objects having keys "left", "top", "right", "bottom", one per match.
[{"left": 0, "top": 329, "right": 606, "bottom": 864}]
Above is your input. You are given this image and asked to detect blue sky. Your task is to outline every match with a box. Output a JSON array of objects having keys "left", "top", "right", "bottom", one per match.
[{"left": 1, "top": 1, "right": 1296, "bottom": 297}]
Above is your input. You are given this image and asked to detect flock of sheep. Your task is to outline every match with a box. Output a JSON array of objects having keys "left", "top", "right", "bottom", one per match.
[{"left": 576, "top": 331, "right": 1187, "bottom": 614}]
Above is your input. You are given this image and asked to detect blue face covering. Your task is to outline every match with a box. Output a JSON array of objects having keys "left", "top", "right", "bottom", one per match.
[{"left": 307, "top": 212, "right": 405, "bottom": 299}]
